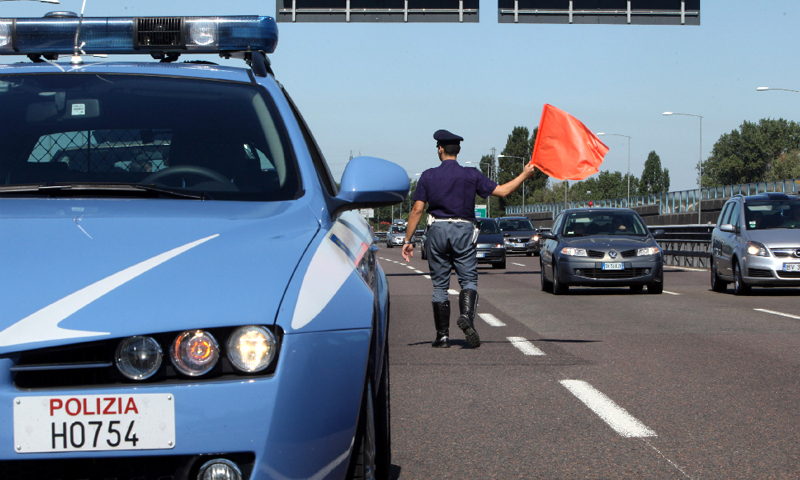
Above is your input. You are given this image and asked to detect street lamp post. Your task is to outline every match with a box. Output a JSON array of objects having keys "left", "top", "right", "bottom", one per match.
[
  {"left": 0, "top": 0, "right": 60, "bottom": 3},
  {"left": 757, "top": 86, "right": 800, "bottom": 93},
  {"left": 497, "top": 154, "right": 527, "bottom": 214},
  {"left": 596, "top": 133, "right": 631, "bottom": 206},
  {"left": 663, "top": 111, "right": 703, "bottom": 224},
  {"left": 465, "top": 161, "right": 494, "bottom": 217}
]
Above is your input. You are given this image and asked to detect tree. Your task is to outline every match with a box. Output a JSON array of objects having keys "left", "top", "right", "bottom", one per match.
[
  {"left": 639, "top": 151, "right": 670, "bottom": 195},
  {"left": 765, "top": 150, "right": 800, "bottom": 181},
  {"left": 704, "top": 118, "right": 800, "bottom": 186},
  {"left": 497, "top": 126, "right": 548, "bottom": 211}
]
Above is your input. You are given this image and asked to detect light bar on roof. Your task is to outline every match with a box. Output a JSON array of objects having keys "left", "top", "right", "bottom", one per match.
[{"left": 0, "top": 15, "right": 278, "bottom": 56}]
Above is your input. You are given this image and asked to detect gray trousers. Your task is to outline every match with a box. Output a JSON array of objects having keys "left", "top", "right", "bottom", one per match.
[{"left": 426, "top": 221, "right": 478, "bottom": 303}]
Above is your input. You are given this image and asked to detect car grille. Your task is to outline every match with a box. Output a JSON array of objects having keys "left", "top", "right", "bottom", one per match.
[
  {"left": 772, "top": 248, "right": 800, "bottom": 258},
  {"left": 576, "top": 268, "right": 649, "bottom": 279},
  {"left": 777, "top": 271, "right": 800, "bottom": 279},
  {"left": 586, "top": 250, "right": 605, "bottom": 259},
  {"left": 11, "top": 327, "right": 282, "bottom": 389},
  {"left": 2, "top": 453, "right": 254, "bottom": 480},
  {"left": 748, "top": 268, "right": 774, "bottom": 278},
  {"left": 620, "top": 249, "right": 638, "bottom": 258},
  {"left": 509, "top": 237, "right": 530, "bottom": 243}
]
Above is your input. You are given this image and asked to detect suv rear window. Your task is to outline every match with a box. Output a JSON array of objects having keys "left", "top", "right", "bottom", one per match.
[{"left": 0, "top": 74, "right": 300, "bottom": 201}]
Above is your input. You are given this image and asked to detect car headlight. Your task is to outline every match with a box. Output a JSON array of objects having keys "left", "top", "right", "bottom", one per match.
[
  {"left": 637, "top": 246, "right": 660, "bottom": 256},
  {"left": 116, "top": 336, "right": 162, "bottom": 380},
  {"left": 532, "top": 235, "right": 539, "bottom": 242},
  {"left": 746, "top": 241, "right": 769, "bottom": 257},
  {"left": 171, "top": 330, "right": 219, "bottom": 376},
  {"left": 561, "top": 247, "right": 587, "bottom": 257},
  {"left": 226, "top": 326, "right": 277, "bottom": 373},
  {"left": 504, "top": 238, "right": 511, "bottom": 244}
]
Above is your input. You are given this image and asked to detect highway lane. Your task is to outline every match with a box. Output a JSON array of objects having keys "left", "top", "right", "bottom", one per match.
[{"left": 380, "top": 247, "right": 800, "bottom": 479}]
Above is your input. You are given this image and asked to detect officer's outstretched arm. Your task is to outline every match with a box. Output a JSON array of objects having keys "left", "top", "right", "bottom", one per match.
[{"left": 492, "top": 164, "right": 536, "bottom": 197}]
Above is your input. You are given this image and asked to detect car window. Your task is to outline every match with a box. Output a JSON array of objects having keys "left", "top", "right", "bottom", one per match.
[
  {"left": 499, "top": 218, "right": 533, "bottom": 231},
  {"left": 0, "top": 74, "right": 300, "bottom": 201},
  {"left": 745, "top": 200, "right": 800, "bottom": 230},
  {"left": 562, "top": 211, "right": 648, "bottom": 237},
  {"left": 391, "top": 225, "right": 406, "bottom": 234},
  {"left": 730, "top": 203, "right": 740, "bottom": 228},
  {"left": 718, "top": 202, "right": 733, "bottom": 225},
  {"left": 479, "top": 220, "right": 500, "bottom": 234}
]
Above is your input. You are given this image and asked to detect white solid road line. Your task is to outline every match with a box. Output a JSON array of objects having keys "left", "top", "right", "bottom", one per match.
[
  {"left": 512, "top": 263, "right": 526, "bottom": 267},
  {"left": 560, "top": 380, "right": 657, "bottom": 438},
  {"left": 507, "top": 336, "right": 546, "bottom": 356},
  {"left": 478, "top": 313, "right": 506, "bottom": 327},
  {"left": 754, "top": 308, "right": 800, "bottom": 321}
]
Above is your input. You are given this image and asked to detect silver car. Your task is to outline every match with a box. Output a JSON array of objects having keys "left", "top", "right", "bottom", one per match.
[{"left": 710, "top": 193, "right": 800, "bottom": 295}]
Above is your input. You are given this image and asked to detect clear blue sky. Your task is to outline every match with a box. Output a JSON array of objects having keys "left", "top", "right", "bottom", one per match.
[{"left": 3, "top": 0, "right": 800, "bottom": 192}]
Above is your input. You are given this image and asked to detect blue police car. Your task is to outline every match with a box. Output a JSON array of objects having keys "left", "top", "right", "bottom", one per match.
[{"left": 0, "top": 13, "right": 407, "bottom": 480}]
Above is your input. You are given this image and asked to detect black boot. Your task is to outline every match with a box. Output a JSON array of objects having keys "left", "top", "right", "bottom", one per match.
[
  {"left": 456, "top": 289, "right": 480, "bottom": 347},
  {"left": 431, "top": 301, "right": 450, "bottom": 348}
]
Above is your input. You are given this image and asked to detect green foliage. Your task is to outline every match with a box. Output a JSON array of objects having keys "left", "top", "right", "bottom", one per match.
[
  {"left": 765, "top": 150, "right": 800, "bottom": 181},
  {"left": 497, "top": 126, "right": 547, "bottom": 210},
  {"left": 704, "top": 118, "right": 800, "bottom": 186},
  {"left": 638, "top": 151, "right": 670, "bottom": 195}
]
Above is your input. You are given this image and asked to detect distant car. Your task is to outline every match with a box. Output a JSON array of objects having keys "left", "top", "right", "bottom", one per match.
[
  {"left": 540, "top": 208, "right": 664, "bottom": 294},
  {"left": 497, "top": 216, "right": 540, "bottom": 256},
  {"left": 386, "top": 223, "right": 406, "bottom": 248},
  {"left": 420, "top": 232, "right": 428, "bottom": 260},
  {"left": 710, "top": 193, "right": 800, "bottom": 295},
  {"left": 476, "top": 218, "right": 506, "bottom": 269}
]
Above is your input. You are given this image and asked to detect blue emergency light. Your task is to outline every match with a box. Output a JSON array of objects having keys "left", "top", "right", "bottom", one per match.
[{"left": 0, "top": 15, "right": 278, "bottom": 56}]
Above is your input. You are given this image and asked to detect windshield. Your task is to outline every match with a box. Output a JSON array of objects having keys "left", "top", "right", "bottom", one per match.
[
  {"left": 0, "top": 74, "right": 299, "bottom": 201},
  {"left": 745, "top": 200, "right": 800, "bottom": 230},
  {"left": 562, "top": 211, "right": 649, "bottom": 237},
  {"left": 391, "top": 225, "right": 406, "bottom": 234},
  {"left": 479, "top": 220, "right": 500, "bottom": 234},
  {"left": 498, "top": 218, "right": 534, "bottom": 231}
]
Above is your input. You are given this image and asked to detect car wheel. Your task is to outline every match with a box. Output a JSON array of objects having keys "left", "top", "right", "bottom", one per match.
[
  {"left": 347, "top": 381, "right": 377, "bottom": 480},
  {"left": 630, "top": 285, "right": 644, "bottom": 292},
  {"left": 710, "top": 259, "right": 728, "bottom": 293},
  {"left": 386, "top": 241, "right": 393, "bottom": 249},
  {"left": 647, "top": 281, "right": 663, "bottom": 294},
  {"left": 492, "top": 258, "right": 506, "bottom": 269},
  {"left": 526, "top": 252, "right": 533, "bottom": 257},
  {"left": 552, "top": 262, "right": 568, "bottom": 295},
  {"left": 733, "top": 261, "right": 751, "bottom": 296},
  {"left": 420, "top": 246, "right": 427, "bottom": 260},
  {"left": 373, "top": 347, "right": 391, "bottom": 480},
  {"left": 540, "top": 260, "right": 552, "bottom": 292}
]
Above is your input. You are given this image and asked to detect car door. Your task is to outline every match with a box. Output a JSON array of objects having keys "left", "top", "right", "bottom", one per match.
[
  {"left": 713, "top": 202, "right": 734, "bottom": 278},
  {"left": 542, "top": 214, "right": 562, "bottom": 281},
  {"left": 719, "top": 201, "right": 741, "bottom": 277}
]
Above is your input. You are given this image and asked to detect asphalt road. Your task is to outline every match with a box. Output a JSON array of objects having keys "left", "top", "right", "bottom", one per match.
[{"left": 380, "top": 246, "right": 800, "bottom": 480}]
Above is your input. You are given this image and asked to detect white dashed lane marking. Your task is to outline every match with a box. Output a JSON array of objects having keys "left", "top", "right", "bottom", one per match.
[
  {"left": 448, "top": 289, "right": 459, "bottom": 296},
  {"left": 663, "top": 290, "right": 680, "bottom": 295},
  {"left": 512, "top": 263, "right": 526, "bottom": 267},
  {"left": 478, "top": 313, "right": 506, "bottom": 327},
  {"left": 560, "top": 380, "right": 657, "bottom": 438},
  {"left": 507, "top": 336, "right": 546, "bottom": 356},
  {"left": 754, "top": 308, "right": 800, "bottom": 321}
]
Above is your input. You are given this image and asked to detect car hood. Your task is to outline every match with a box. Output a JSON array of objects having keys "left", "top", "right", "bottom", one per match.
[
  {"left": 0, "top": 198, "right": 319, "bottom": 353},
  {"left": 563, "top": 235, "right": 654, "bottom": 249},
  {"left": 747, "top": 229, "right": 800, "bottom": 248}
]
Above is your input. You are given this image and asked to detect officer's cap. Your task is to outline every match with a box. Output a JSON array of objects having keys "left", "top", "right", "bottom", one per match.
[{"left": 433, "top": 129, "right": 463, "bottom": 146}]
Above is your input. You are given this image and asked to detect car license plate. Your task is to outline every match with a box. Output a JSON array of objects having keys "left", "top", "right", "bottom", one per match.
[
  {"left": 785, "top": 263, "right": 800, "bottom": 272},
  {"left": 13, "top": 394, "right": 175, "bottom": 453},
  {"left": 602, "top": 263, "right": 624, "bottom": 270},
  {"left": 476, "top": 252, "right": 485, "bottom": 258},
  {"left": 513, "top": 243, "right": 525, "bottom": 248}
]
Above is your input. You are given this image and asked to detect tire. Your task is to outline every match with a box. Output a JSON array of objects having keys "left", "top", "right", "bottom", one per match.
[
  {"left": 630, "top": 285, "right": 644, "bottom": 292},
  {"left": 647, "top": 281, "right": 663, "bottom": 294},
  {"left": 348, "top": 382, "right": 377, "bottom": 480},
  {"left": 492, "top": 258, "right": 506, "bottom": 269},
  {"left": 710, "top": 259, "right": 728, "bottom": 293},
  {"left": 526, "top": 252, "right": 533, "bottom": 257},
  {"left": 540, "top": 260, "right": 552, "bottom": 292},
  {"left": 552, "top": 262, "right": 568, "bottom": 295},
  {"left": 420, "top": 245, "right": 427, "bottom": 260},
  {"left": 373, "top": 347, "right": 391, "bottom": 480},
  {"left": 733, "top": 261, "right": 751, "bottom": 296}
]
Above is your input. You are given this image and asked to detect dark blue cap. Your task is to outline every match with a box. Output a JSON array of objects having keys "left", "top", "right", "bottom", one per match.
[{"left": 433, "top": 129, "right": 463, "bottom": 146}]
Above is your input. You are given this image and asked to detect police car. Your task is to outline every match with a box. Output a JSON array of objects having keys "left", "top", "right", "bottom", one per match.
[{"left": 0, "top": 13, "right": 407, "bottom": 480}]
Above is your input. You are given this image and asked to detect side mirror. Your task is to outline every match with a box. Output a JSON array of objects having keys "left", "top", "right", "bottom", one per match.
[
  {"left": 651, "top": 229, "right": 666, "bottom": 239},
  {"left": 334, "top": 156, "right": 409, "bottom": 217},
  {"left": 541, "top": 232, "right": 557, "bottom": 240},
  {"left": 503, "top": 233, "right": 510, "bottom": 237},
  {"left": 719, "top": 223, "right": 735, "bottom": 233}
]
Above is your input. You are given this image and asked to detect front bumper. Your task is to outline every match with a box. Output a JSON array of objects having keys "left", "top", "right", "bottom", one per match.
[
  {"left": 504, "top": 241, "right": 539, "bottom": 254},
  {"left": 476, "top": 248, "right": 505, "bottom": 264},
  {"left": 0, "top": 329, "right": 371, "bottom": 480},
  {"left": 556, "top": 254, "right": 663, "bottom": 287},
  {"left": 741, "top": 255, "right": 800, "bottom": 286}
]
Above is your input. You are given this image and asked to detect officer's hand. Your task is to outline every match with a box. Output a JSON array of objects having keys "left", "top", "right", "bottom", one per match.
[
  {"left": 522, "top": 163, "right": 537, "bottom": 178},
  {"left": 402, "top": 243, "right": 414, "bottom": 262}
]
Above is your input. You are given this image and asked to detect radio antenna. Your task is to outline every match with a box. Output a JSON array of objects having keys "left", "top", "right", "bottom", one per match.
[{"left": 71, "top": 0, "right": 88, "bottom": 65}]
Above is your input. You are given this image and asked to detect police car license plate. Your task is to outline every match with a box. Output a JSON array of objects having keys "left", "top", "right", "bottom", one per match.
[
  {"left": 13, "top": 394, "right": 175, "bottom": 453},
  {"left": 785, "top": 263, "right": 800, "bottom": 272},
  {"left": 476, "top": 252, "right": 486, "bottom": 258},
  {"left": 602, "top": 263, "right": 624, "bottom": 270}
]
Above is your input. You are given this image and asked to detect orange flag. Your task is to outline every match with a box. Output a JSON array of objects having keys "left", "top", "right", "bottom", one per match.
[{"left": 530, "top": 104, "right": 609, "bottom": 180}]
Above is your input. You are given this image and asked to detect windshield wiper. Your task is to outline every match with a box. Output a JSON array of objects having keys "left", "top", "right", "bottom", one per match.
[{"left": 0, "top": 183, "right": 207, "bottom": 200}]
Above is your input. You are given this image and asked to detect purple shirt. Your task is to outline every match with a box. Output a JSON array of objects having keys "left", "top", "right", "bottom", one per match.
[{"left": 413, "top": 160, "right": 498, "bottom": 221}]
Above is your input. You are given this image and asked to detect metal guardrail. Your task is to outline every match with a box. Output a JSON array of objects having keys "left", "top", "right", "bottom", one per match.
[
  {"left": 654, "top": 225, "right": 713, "bottom": 269},
  {"left": 506, "top": 178, "right": 800, "bottom": 218}
]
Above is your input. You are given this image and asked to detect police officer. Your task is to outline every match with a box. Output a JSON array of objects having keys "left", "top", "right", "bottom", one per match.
[{"left": 402, "top": 129, "right": 536, "bottom": 348}]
